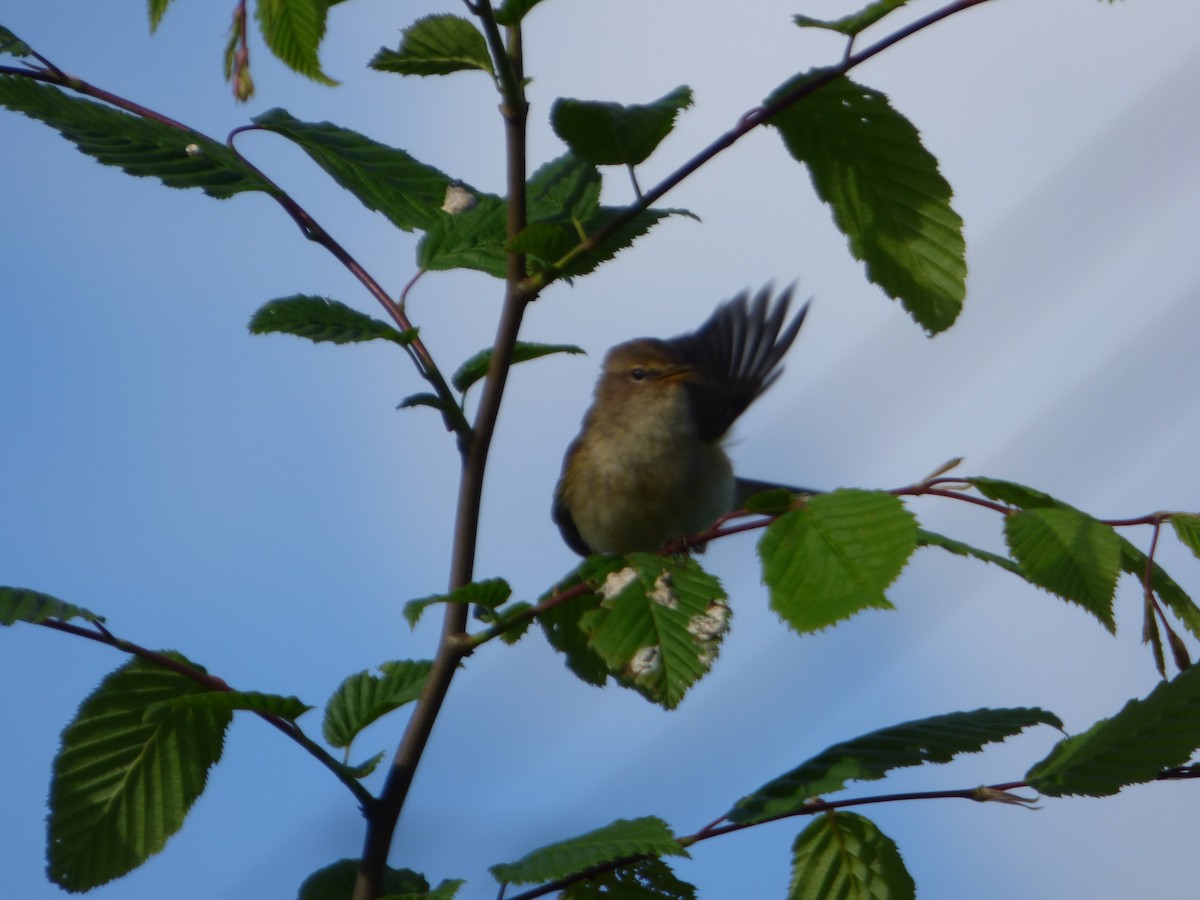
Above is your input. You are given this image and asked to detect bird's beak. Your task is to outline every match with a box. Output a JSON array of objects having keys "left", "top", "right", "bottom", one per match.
[{"left": 659, "top": 363, "right": 694, "bottom": 383}]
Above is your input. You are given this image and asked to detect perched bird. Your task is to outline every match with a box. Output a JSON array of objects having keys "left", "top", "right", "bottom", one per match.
[{"left": 552, "top": 285, "right": 808, "bottom": 556}]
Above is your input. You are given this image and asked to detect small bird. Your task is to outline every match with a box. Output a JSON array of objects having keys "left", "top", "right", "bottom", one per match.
[{"left": 552, "top": 285, "right": 808, "bottom": 556}]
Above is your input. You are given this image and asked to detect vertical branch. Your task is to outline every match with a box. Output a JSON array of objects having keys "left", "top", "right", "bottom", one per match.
[{"left": 352, "top": 9, "right": 529, "bottom": 900}]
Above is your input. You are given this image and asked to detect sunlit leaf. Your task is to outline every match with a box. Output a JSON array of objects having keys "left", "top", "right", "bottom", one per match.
[
  {"left": 579, "top": 554, "right": 729, "bottom": 709},
  {"left": 47, "top": 655, "right": 230, "bottom": 891},
  {"left": 768, "top": 73, "right": 965, "bottom": 333},
  {"left": 403, "top": 579, "right": 512, "bottom": 628},
  {"left": 759, "top": 490, "right": 917, "bottom": 633},
  {"left": 789, "top": 813, "right": 914, "bottom": 900},
  {"left": 370, "top": 14, "right": 494, "bottom": 77},
  {"left": 254, "top": 0, "right": 338, "bottom": 86},
  {"left": 323, "top": 660, "right": 433, "bottom": 750},
  {"left": 1004, "top": 507, "right": 1120, "bottom": 632}
]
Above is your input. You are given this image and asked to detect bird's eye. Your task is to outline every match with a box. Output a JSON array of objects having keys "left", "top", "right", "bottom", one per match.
[{"left": 629, "top": 367, "right": 647, "bottom": 382}]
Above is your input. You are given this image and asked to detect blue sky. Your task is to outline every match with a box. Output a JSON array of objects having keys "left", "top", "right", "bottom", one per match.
[{"left": 3, "top": 1, "right": 1200, "bottom": 898}]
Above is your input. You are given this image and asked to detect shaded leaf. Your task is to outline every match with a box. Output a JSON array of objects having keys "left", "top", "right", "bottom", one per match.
[
  {"left": 551, "top": 86, "right": 693, "bottom": 167},
  {"left": 323, "top": 660, "right": 433, "bottom": 749},
  {"left": 1171, "top": 513, "right": 1200, "bottom": 560},
  {"left": 562, "top": 857, "right": 696, "bottom": 899},
  {"left": 254, "top": 108, "right": 474, "bottom": 232},
  {"left": 1028, "top": 664, "right": 1200, "bottom": 797},
  {"left": 968, "top": 477, "right": 1063, "bottom": 510},
  {"left": 452, "top": 342, "right": 585, "bottom": 394},
  {"left": 579, "top": 554, "right": 730, "bottom": 709},
  {"left": 298, "top": 859, "right": 428, "bottom": 900},
  {"left": 916, "top": 528, "right": 1023, "bottom": 576},
  {"left": 490, "top": 817, "right": 686, "bottom": 886},
  {"left": 404, "top": 578, "right": 512, "bottom": 628},
  {"left": 0, "top": 76, "right": 270, "bottom": 198},
  {"left": 528, "top": 153, "right": 603, "bottom": 224},
  {"left": 249, "top": 295, "right": 415, "bottom": 345},
  {"left": 47, "top": 655, "right": 230, "bottom": 891},
  {"left": 729, "top": 707, "right": 1059, "bottom": 824},
  {"left": 768, "top": 73, "right": 965, "bottom": 333},
  {"left": 0, "top": 24, "right": 33, "bottom": 56},
  {"left": 1121, "top": 538, "right": 1200, "bottom": 640},
  {"left": 417, "top": 194, "right": 510, "bottom": 275},
  {"left": 1004, "top": 507, "right": 1120, "bottom": 632},
  {"left": 145, "top": 690, "right": 311, "bottom": 722},
  {"left": 789, "top": 812, "right": 914, "bottom": 900},
  {"left": 0, "top": 586, "right": 104, "bottom": 626},
  {"left": 494, "top": 0, "right": 548, "bottom": 25},
  {"left": 254, "top": 0, "right": 338, "bottom": 86},
  {"left": 370, "top": 14, "right": 494, "bottom": 77},
  {"left": 759, "top": 490, "right": 917, "bottom": 633},
  {"left": 538, "top": 557, "right": 624, "bottom": 687},
  {"left": 794, "top": 0, "right": 913, "bottom": 36}
]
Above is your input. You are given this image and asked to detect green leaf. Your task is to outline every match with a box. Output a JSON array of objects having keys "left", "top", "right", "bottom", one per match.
[
  {"left": 915, "top": 528, "right": 1023, "bottom": 576},
  {"left": 0, "top": 76, "right": 270, "bottom": 198},
  {"left": 794, "top": 0, "right": 913, "bottom": 36},
  {"left": 322, "top": 660, "right": 433, "bottom": 750},
  {"left": 759, "top": 489, "right": 917, "bottom": 634},
  {"left": 452, "top": 342, "right": 585, "bottom": 394},
  {"left": 494, "top": 0, "right": 548, "bottom": 25},
  {"left": 968, "top": 477, "right": 1064, "bottom": 510},
  {"left": 1028, "top": 664, "right": 1200, "bottom": 797},
  {"left": 0, "top": 586, "right": 104, "bottom": 626},
  {"left": 248, "top": 295, "right": 415, "bottom": 346},
  {"left": 417, "top": 194, "right": 510, "bottom": 275},
  {"left": 381, "top": 879, "right": 466, "bottom": 900},
  {"left": 1119, "top": 538, "right": 1200, "bottom": 640},
  {"left": 538, "top": 557, "right": 623, "bottom": 687},
  {"left": 144, "top": 689, "right": 310, "bottom": 722},
  {"left": 254, "top": 0, "right": 338, "bottom": 86},
  {"left": 767, "top": 73, "right": 965, "bottom": 334},
  {"left": 403, "top": 578, "right": 512, "bottom": 627},
  {"left": 1004, "top": 507, "right": 1121, "bottom": 631},
  {"left": 579, "top": 554, "right": 730, "bottom": 709},
  {"left": 398, "top": 392, "right": 458, "bottom": 414},
  {"left": 551, "top": 86, "right": 693, "bottom": 167},
  {"left": 298, "top": 859, "right": 428, "bottom": 900},
  {"left": 742, "top": 488, "right": 796, "bottom": 516},
  {"left": 254, "top": 108, "right": 475, "bottom": 233},
  {"left": 490, "top": 816, "right": 687, "bottom": 886},
  {"left": 562, "top": 857, "right": 697, "bottom": 899},
  {"left": 336, "top": 749, "right": 386, "bottom": 780},
  {"left": 493, "top": 602, "right": 535, "bottom": 645},
  {"left": 729, "top": 707, "right": 1060, "bottom": 824},
  {"left": 47, "top": 655, "right": 230, "bottom": 891},
  {"left": 370, "top": 15, "right": 494, "bottom": 77},
  {"left": 0, "top": 24, "right": 33, "bottom": 56},
  {"left": 789, "top": 812, "right": 914, "bottom": 900},
  {"left": 528, "top": 153, "right": 603, "bottom": 224},
  {"left": 1171, "top": 513, "right": 1200, "bottom": 560}
]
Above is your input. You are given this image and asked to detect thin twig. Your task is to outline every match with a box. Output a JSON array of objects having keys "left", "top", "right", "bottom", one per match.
[{"left": 36, "top": 618, "right": 376, "bottom": 810}]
